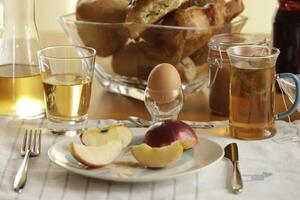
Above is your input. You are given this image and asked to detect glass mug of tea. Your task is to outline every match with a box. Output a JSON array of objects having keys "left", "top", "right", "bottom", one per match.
[{"left": 227, "top": 45, "right": 300, "bottom": 140}]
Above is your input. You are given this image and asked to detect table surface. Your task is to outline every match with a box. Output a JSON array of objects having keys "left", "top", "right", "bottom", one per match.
[
  {"left": 88, "top": 81, "right": 300, "bottom": 121},
  {"left": 1, "top": 33, "right": 298, "bottom": 200},
  {"left": 1, "top": 118, "right": 300, "bottom": 200}
]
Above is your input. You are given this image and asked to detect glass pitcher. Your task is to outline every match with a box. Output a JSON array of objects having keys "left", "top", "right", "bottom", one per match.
[{"left": 0, "top": 0, "right": 45, "bottom": 118}]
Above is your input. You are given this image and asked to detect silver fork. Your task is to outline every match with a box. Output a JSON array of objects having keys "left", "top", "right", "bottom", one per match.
[{"left": 13, "top": 129, "right": 41, "bottom": 192}]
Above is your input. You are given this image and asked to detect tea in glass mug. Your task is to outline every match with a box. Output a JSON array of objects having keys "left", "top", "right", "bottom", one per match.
[{"left": 227, "top": 45, "right": 300, "bottom": 140}]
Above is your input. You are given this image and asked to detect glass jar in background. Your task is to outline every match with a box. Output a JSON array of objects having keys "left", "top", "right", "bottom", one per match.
[
  {"left": 0, "top": 0, "right": 45, "bottom": 118},
  {"left": 208, "top": 33, "right": 267, "bottom": 116},
  {"left": 273, "top": 0, "right": 300, "bottom": 74}
]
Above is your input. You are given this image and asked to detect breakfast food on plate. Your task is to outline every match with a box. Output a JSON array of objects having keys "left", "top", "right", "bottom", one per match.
[
  {"left": 126, "top": 0, "right": 188, "bottom": 38},
  {"left": 80, "top": 124, "right": 133, "bottom": 148},
  {"left": 70, "top": 140, "right": 123, "bottom": 168},
  {"left": 69, "top": 121, "right": 197, "bottom": 169},
  {"left": 76, "top": 0, "right": 129, "bottom": 56},
  {"left": 70, "top": 124, "right": 131, "bottom": 168},
  {"left": 130, "top": 140, "right": 183, "bottom": 168},
  {"left": 144, "top": 120, "right": 198, "bottom": 150}
]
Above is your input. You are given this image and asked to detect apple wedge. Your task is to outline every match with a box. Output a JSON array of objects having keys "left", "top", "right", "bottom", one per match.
[
  {"left": 80, "top": 125, "right": 132, "bottom": 148},
  {"left": 144, "top": 120, "right": 198, "bottom": 150},
  {"left": 70, "top": 140, "right": 123, "bottom": 168},
  {"left": 130, "top": 141, "right": 183, "bottom": 168}
]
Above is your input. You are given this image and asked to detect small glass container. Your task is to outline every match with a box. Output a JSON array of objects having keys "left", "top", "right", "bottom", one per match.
[
  {"left": 208, "top": 33, "right": 267, "bottom": 116},
  {"left": 144, "top": 88, "right": 184, "bottom": 123}
]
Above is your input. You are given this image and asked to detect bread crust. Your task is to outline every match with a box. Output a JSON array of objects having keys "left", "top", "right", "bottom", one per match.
[
  {"left": 112, "top": 42, "right": 163, "bottom": 79},
  {"left": 76, "top": 0, "right": 128, "bottom": 23},
  {"left": 171, "top": 6, "right": 215, "bottom": 57},
  {"left": 140, "top": 0, "right": 242, "bottom": 61},
  {"left": 126, "top": 0, "right": 188, "bottom": 37},
  {"left": 141, "top": 5, "right": 214, "bottom": 62},
  {"left": 111, "top": 42, "right": 200, "bottom": 82},
  {"left": 76, "top": 0, "right": 129, "bottom": 57},
  {"left": 224, "top": 0, "right": 244, "bottom": 22},
  {"left": 181, "top": 0, "right": 224, "bottom": 8}
]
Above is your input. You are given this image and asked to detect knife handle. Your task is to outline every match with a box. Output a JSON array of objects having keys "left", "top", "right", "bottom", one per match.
[{"left": 232, "top": 161, "right": 243, "bottom": 194}]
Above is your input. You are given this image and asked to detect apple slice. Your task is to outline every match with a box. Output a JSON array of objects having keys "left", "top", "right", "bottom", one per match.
[
  {"left": 130, "top": 141, "right": 183, "bottom": 168},
  {"left": 70, "top": 140, "right": 123, "bottom": 168},
  {"left": 80, "top": 125, "right": 132, "bottom": 148}
]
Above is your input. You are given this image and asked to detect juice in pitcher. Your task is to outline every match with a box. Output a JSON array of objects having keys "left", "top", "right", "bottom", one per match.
[
  {"left": 0, "top": 0, "right": 45, "bottom": 118},
  {"left": 0, "top": 64, "right": 44, "bottom": 118}
]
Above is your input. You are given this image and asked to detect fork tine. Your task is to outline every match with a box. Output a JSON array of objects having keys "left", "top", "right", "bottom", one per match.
[
  {"left": 27, "top": 130, "right": 32, "bottom": 152},
  {"left": 21, "top": 130, "right": 28, "bottom": 153},
  {"left": 32, "top": 130, "right": 37, "bottom": 153},
  {"left": 38, "top": 129, "right": 41, "bottom": 154}
]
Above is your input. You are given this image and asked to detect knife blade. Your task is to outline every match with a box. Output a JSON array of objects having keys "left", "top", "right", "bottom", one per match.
[{"left": 224, "top": 143, "right": 243, "bottom": 194}]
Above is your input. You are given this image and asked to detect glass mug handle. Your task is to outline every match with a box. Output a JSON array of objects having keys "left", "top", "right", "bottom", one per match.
[{"left": 275, "top": 73, "right": 300, "bottom": 119}]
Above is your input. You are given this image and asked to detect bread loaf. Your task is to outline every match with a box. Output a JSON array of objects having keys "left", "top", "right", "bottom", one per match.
[
  {"left": 141, "top": 0, "right": 244, "bottom": 62},
  {"left": 112, "top": 42, "right": 163, "bottom": 79},
  {"left": 76, "top": 0, "right": 129, "bottom": 57},
  {"left": 126, "top": 0, "right": 188, "bottom": 38}
]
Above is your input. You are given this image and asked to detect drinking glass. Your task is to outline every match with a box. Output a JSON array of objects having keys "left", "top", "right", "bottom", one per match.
[
  {"left": 227, "top": 45, "right": 300, "bottom": 140},
  {"left": 38, "top": 45, "right": 96, "bottom": 133}
]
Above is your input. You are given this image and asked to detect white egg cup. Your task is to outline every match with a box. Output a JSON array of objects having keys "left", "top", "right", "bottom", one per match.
[{"left": 144, "top": 87, "right": 184, "bottom": 123}]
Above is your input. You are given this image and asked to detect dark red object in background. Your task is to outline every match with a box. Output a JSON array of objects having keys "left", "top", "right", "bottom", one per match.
[{"left": 273, "top": 0, "right": 300, "bottom": 74}]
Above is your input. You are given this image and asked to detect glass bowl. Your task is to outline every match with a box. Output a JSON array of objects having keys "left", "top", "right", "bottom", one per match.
[{"left": 60, "top": 13, "right": 247, "bottom": 101}]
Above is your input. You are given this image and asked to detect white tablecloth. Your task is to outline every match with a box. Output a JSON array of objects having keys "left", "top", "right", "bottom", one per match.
[{"left": 0, "top": 117, "right": 300, "bottom": 200}]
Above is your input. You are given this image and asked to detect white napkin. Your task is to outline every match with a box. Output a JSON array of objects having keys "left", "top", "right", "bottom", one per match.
[{"left": 0, "top": 117, "right": 299, "bottom": 200}]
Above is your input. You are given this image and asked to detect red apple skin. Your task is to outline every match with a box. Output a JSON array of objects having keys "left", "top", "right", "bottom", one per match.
[{"left": 144, "top": 120, "right": 198, "bottom": 150}]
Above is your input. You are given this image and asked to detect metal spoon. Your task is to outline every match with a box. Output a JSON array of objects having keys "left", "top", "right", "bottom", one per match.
[
  {"left": 127, "top": 116, "right": 216, "bottom": 129},
  {"left": 128, "top": 116, "right": 151, "bottom": 128}
]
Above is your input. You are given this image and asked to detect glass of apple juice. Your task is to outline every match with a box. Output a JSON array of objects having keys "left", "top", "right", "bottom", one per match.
[{"left": 38, "top": 45, "right": 96, "bottom": 135}]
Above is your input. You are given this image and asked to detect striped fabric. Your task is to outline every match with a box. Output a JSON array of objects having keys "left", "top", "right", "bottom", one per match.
[{"left": 0, "top": 117, "right": 299, "bottom": 200}]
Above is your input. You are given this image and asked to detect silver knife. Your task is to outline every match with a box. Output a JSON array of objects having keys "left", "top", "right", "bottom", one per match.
[{"left": 224, "top": 143, "right": 243, "bottom": 194}]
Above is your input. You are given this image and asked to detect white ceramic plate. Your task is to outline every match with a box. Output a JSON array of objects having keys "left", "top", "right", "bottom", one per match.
[{"left": 48, "top": 129, "right": 224, "bottom": 183}]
